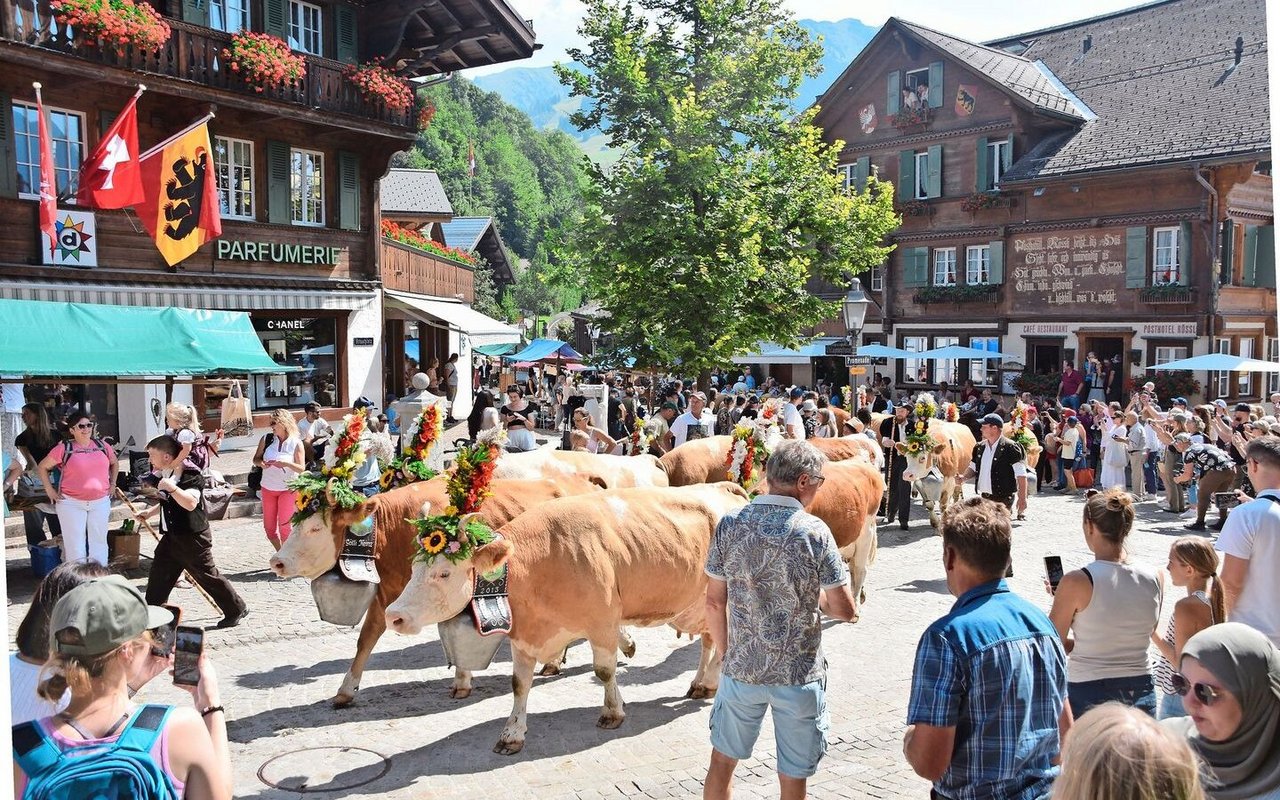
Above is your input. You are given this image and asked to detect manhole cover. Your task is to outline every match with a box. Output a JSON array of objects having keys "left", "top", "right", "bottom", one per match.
[{"left": 257, "top": 746, "right": 391, "bottom": 793}]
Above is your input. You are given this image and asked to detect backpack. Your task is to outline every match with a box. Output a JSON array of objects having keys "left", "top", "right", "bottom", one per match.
[
  {"left": 13, "top": 704, "right": 177, "bottom": 800},
  {"left": 50, "top": 438, "right": 109, "bottom": 492},
  {"left": 167, "top": 430, "right": 212, "bottom": 473}
]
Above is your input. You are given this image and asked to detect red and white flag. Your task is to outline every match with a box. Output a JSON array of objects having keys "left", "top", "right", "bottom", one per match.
[
  {"left": 78, "top": 88, "right": 145, "bottom": 209},
  {"left": 33, "top": 83, "right": 57, "bottom": 257},
  {"left": 467, "top": 140, "right": 476, "bottom": 177}
]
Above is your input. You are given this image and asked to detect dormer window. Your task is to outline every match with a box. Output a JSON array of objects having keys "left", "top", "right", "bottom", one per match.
[{"left": 903, "top": 68, "right": 930, "bottom": 111}]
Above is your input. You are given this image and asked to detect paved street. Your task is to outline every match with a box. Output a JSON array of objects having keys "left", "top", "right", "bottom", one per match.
[{"left": 6, "top": 485, "right": 1198, "bottom": 799}]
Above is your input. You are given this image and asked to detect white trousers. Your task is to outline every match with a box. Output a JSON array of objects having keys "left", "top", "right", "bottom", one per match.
[{"left": 56, "top": 495, "right": 111, "bottom": 565}]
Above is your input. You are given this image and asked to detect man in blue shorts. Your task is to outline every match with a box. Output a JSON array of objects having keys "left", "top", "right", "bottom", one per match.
[{"left": 702, "top": 440, "right": 858, "bottom": 800}]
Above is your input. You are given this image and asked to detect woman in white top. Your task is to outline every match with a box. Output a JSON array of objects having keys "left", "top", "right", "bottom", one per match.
[
  {"left": 1100, "top": 409, "right": 1130, "bottom": 490},
  {"left": 500, "top": 387, "right": 538, "bottom": 453},
  {"left": 252, "top": 410, "right": 304, "bottom": 550},
  {"left": 467, "top": 391, "right": 501, "bottom": 441},
  {"left": 572, "top": 408, "right": 618, "bottom": 455},
  {"left": 814, "top": 408, "right": 839, "bottom": 439},
  {"left": 1048, "top": 488, "right": 1163, "bottom": 718},
  {"left": 1152, "top": 537, "right": 1223, "bottom": 719}
]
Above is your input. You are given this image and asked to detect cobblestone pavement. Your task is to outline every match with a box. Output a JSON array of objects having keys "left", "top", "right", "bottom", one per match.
[{"left": 5, "top": 484, "right": 1199, "bottom": 799}]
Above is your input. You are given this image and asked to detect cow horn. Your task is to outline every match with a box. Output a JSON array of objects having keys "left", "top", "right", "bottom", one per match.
[{"left": 458, "top": 512, "right": 480, "bottom": 529}]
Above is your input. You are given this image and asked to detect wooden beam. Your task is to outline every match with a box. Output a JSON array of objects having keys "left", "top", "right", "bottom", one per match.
[{"left": 401, "top": 23, "right": 494, "bottom": 72}]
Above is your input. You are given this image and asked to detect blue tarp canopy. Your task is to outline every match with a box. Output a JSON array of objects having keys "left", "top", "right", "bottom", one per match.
[
  {"left": 1147, "top": 354, "right": 1280, "bottom": 372},
  {"left": 0, "top": 298, "right": 290, "bottom": 377},
  {"left": 504, "top": 339, "right": 582, "bottom": 362}
]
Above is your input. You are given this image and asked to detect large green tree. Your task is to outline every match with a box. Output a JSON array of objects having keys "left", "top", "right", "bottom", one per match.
[{"left": 555, "top": 0, "right": 898, "bottom": 374}]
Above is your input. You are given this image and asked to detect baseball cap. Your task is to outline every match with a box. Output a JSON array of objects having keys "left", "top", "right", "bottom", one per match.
[
  {"left": 690, "top": 391, "right": 707, "bottom": 402},
  {"left": 50, "top": 576, "right": 173, "bottom": 657},
  {"left": 659, "top": 402, "right": 679, "bottom": 412},
  {"left": 1234, "top": 402, "right": 1252, "bottom": 413},
  {"left": 1214, "top": 399, "right": 1228, "bottom": 409},
  {"left": 353, "top": 396, "right": 376, "bottom": 411},
  {"left": 980, "top": 413, "right": 1004, "bottom": 427},
  {"left": 1171, "top": 397, "right": 1188, "bottom": 406},
  {"left": 1067, "top": 416, "right": 1079, "bottom": 426},
  {"left": 1173, "top": 432, "right": 1192, "bottom": 445},
  {"left": 789, "top": 388, "right": 804, "bottom": 399},
  {"left": 801, "top": 400, "right": 818, "bottom": 412}
]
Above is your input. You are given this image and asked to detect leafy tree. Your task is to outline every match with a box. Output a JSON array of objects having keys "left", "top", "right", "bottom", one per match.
[
  {"left": 555, "top": 0, "right": 899, "bottom": 375},
  {"left": 470, "top": 256, "right": 503, "bottom": 320}
]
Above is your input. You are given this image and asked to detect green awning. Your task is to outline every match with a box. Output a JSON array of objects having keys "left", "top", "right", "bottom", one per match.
[
  {"left": 474, "top": 342, "right": 518, "bottom": 357},
  {"left": 0, "top": 298, "right": 289, "bottom": 378}
]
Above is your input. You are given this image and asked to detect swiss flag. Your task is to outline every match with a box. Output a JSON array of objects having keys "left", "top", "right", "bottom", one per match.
[{"left": 77, "top": 93, "right": 143, "bottom": 209}]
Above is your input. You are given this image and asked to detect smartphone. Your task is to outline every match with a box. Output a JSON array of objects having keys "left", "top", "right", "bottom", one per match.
[
  {"left": 173, "top": 626, "right": 203, "bottom": 686},
  {"left": 151, "top": 605, "right": 181, "bottom": 657},
  {"left": 1213, "top": 492, "right": 1243, "bottom": 511},
  {"left": 1044, "top": 556, "right": 1065, "bottom": 591}
]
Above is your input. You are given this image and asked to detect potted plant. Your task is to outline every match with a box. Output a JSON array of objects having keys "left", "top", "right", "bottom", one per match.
[
  {"left": 382, "top": 219, "right": 478, "bottom": 265},
  {"left": 344, "top": 62, "right": 414, "bottom": 112},
  {"left": 221, "top": 31, "right": 306, "bottom": 93},
  {"left": 960, "top": 191, "right": 1015, "bottom": 213},
  {"left": 52, "top": 0, "right": 171, "bottom": 53},
  {"left": 890, "top": 106, "right": 931, "bottom": 131},
  {"left": 108, "top": 517, "right": 141, "bottom": 570}
]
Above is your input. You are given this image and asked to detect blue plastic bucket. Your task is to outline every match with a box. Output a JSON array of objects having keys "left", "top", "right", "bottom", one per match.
[{"left": 29, "top": 544, "right": 61, "bottom": 579}]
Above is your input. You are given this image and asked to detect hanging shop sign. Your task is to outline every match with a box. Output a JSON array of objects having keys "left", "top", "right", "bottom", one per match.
[
  {"left": 42, "top": 209, "right": 98, "bottom": 268},
  {"left": 216, "top": 239, "right": 344, "bottom": 265}
]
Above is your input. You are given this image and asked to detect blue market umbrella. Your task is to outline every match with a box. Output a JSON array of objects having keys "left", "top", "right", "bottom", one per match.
[
  {"left": 1146, "top": 353, "right": 1280, "bottom": 372},
  {"left": 855, "top": 344, "right": 914, "bottom": 359}
]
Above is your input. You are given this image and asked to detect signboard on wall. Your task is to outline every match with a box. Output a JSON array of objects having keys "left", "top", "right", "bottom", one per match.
[
  {"left": 216, "top": 240, "right": 345, "bottom": 265},
  {"left": 41, "top": 210, "right": 97, "bottom": 268},
  {"left": 1009, "top": 229, "right": 1126, "bottom": 308}
]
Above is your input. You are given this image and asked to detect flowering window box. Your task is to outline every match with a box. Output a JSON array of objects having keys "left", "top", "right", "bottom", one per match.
[
  {"left": 912, "top": 284, "right": 999, "bottom": 305},
  {"left": 1139, "top": 284, "right": 1194, "bottom": 304},
  {"left": 890, "top": 106, "right": 931, "bottom": 131},
  {"left": 960, "top": 191, "right": 1015, "bottom": 213}
]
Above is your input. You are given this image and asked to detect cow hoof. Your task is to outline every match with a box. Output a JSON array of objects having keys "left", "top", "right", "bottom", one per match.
[
  {"left": 620, "top": 640, "right": 637, "bottom": 659},
  {"left": 596, "top": 712, "right": 625, "bottom": 730},
  {"left": 538, "top": 663, "right": 561, "bottom": 677},
  {"left": 449, "top": 686, "right": 472, "bottom": 699},
  {"left": 686, "top": 685, "right": 716, "bottom": 700},
  {"left": 859, "top": 588, "right": 867, "bottom": 605},
  {"left": 493, "top": 739, "right": 525, "bottom": 756},
  {"left": 331, "top": 693, "right": 354, "bottom": 708}
]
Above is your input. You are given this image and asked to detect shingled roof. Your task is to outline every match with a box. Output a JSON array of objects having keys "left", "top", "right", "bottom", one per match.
[
  {"left": 987, "top": 0, "right": 1269, "bottom": 181},
  {"left": 380, "top": 169, "right": 454, "bottom": 217}
]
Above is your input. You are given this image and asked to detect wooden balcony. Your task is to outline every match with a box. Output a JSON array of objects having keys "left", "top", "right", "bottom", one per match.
[
  {"left": 0, "top": 0, "right": 414, "bottom": 132},
  {"left": 381, "top": 239, "right": 474, "bottom": 303}
]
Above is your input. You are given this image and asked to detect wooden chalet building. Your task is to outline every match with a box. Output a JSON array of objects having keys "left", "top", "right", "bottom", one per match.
[
  {"left": 810, "top": 0, "right": 1273, "bottom": 403},
  {"left": 0, "top": 0, "right": 534, "bottom": 442}
]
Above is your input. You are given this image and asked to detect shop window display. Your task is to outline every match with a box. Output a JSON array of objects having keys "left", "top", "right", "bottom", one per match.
[{"left": 252, "top": 317, "right": 339, "bottom": 410}]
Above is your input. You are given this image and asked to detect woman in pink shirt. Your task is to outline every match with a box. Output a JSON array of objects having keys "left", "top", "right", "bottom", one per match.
[{"left": 36, "top": 412, "right": 117, "bottom": 564}]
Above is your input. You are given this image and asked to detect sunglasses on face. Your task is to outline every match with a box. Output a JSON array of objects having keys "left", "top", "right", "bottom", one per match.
[
  {"left": 1170, "top": 672, "right": 1223, "bottom": 705},
  {"left": 74, "top": 423, "right": 94, "bottom": 430}
]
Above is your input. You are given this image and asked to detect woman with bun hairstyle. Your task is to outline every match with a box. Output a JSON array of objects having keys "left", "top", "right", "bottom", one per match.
[{"left": 1048, "top": 488, "right": 1164, "bottom": 717}]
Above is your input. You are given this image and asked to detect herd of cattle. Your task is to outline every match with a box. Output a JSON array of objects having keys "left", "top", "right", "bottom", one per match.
[{"left": 267, "top": 419, "right": 992, "bottom": 755}]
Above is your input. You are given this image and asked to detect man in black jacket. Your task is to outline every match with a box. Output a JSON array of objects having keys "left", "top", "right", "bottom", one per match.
[
  {"left": 963, "top": 414, "right": 1029, "bottom": 520},
  {"left": 879, "top": 400, "right": 916, "bottom": 530}
]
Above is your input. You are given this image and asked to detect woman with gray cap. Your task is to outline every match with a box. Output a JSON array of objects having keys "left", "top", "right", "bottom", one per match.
[
  {"left": 12, "top": 575, "right": 231, "bottom": 799},
  {"left": 1164, "top": 623, "right": 1280, "bottom": 799}
]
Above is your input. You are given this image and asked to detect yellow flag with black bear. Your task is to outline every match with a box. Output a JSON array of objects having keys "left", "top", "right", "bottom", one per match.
[{"left": 134, "top": 118, "right": 222, "bottom": 267}]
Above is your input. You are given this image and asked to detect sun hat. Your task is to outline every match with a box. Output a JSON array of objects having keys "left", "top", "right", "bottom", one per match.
[
  {"left": 801, "top": 400, "right": 818, "bottom": 412},
  {"left": 50, "top": 576, "right": 173, "bottom": 657}
]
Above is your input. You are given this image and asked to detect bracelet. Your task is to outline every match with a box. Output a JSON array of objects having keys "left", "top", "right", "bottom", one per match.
[{"left": 200, "top": 705, "right": 225, "bottom": 718}]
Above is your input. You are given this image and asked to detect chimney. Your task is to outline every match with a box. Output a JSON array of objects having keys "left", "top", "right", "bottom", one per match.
[
  {"left": 1235, "top": 36, "right": 1244, "bottom": 65},
  {"left": 1082, "top": 34, "right": 1092, "bottom": 54}
]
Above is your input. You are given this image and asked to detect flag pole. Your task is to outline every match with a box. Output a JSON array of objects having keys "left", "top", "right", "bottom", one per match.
[{"left": 138, "top": 111, "right": 215, "bottom": 161}]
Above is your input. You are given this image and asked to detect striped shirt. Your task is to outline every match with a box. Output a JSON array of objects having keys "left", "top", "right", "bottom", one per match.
[
  {"left": 1152, "top": 591, "right": 1212, "bottom": 694},
  {"left": 907, "top": 580, "right": 1067, "bottom": 800}
]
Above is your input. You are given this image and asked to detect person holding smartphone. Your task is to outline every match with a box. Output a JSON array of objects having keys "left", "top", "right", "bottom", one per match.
[{"left": 254, "top": 410, "right": 305, "bottom": 550}]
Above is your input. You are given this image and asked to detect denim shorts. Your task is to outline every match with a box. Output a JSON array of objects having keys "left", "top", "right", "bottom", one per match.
[
  {"left": 1158, "top": 690, "right": 1188, "bottom": 720},
  {"left": 709, "top": 674, "right": 829, "bottom": 778},
  {"left": 1068, "top": 674, "right": 1156, "bottom": 719}
]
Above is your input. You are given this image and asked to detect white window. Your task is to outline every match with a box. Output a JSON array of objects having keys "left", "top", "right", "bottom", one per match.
[
  {"left": 867, "top": 264, "right": 884, "bottom": 293},
  {"left": 1153, "top": 226, "right": 1180, "bottom": 285},
  {"left": 933, "top": 247, "right": 956, "bottom": 287},
  {"left": 930, "top": 336, "right": 959, "bottom": 384},
  {"left": 1269, "top": 338, "right": 1279, "bottom": 395},
  {"left": 211, "top": 0, "right": 249, "bottom": 32},
  {"left": 966, "top": 245, "right": 990, "bottom": 285},
  {"left": 914, "top": 151, "right": 929, "bottom": 200},
  {"left": 290, "top": 148, "right": 323, "bottom": 226},
  {"left": 12, "top": 102, "right": 84, "bottom": 200},
  {"left": 289, "top": 0, "right": 322, "bottom": 55},
  {"left": 214, "top": 137, "right": 254, "bottom": 220},
  {"left": 836, "top": 163, "right": 854, "bottom": 193},
  {"left": 1239, "top": 338, "right": 1255, "bottom": 396},
  {"left": 1214, "top": 339, "right": 1230, "bottom": 398},
  {"left": 1154, "top": 346, "right": 1188, "bottom": 366},
  {"left": 987, "top": 139, "right": 1010, "bottom": 188},
  {"left": 970, "top": 336, "right": 1000, "bottom": 386},
  {"left": 903, "top": 336, "right": 927, "bottom": 384}
]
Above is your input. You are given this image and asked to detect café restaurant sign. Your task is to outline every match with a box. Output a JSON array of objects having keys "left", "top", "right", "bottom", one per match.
[
  {"left": 217, "top": 239, "right": 344, "bottom": 265},
  {"left": 1010, "top": 229, "right": 1125, "bottom": 307}
]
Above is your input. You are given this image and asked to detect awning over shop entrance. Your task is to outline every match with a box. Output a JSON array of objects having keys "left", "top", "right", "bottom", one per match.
[
  {"left": 0, "top": 298, "right": 288, "bottom": 377},
  {"left": 384, "top": 290, "right": 521, "bottom": 345},
  {"left": 732, "top": 338, "right": 843, "bottom": 365}
]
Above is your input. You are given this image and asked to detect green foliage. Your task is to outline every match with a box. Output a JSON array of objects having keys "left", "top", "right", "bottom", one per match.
[
  {"left": 553, "top": 0, "right": 900, "bottom": 374},
  {"left": 1012, "top": 371, "right": 1061, "bottom": 398},
  {"left": 470, "top": 256, "right": 503, "bottom": 320},
  {"left": 913, "top": 284, "right": 1000, "bottom": 304}
]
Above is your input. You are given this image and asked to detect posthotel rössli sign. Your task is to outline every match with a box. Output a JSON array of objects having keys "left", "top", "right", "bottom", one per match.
[{"left": 217, "top": 240, "right": 344, "bottom": 265}]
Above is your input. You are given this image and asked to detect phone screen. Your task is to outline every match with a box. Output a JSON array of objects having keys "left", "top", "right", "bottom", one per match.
[
  {"left": 1044, "top": 556, "right": 1065, "bottom": 590},
  {"left": 1214, "top": 492, "right": 1242, "bottom": 511},
  {"left": 151, "top": 605, "right": 181, "bottom": 657},
  {"left": 173, "top": 626, "right": 203, "bottom": 686}
]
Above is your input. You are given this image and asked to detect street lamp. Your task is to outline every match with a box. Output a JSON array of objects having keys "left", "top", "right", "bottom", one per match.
[{"left": 842, "top": 283, "right": 874, "bottom": 414}]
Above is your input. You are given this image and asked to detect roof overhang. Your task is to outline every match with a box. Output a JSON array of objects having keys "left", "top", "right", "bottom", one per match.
[
  {"left": 384, "top": 289, "right": 521, "bottom": 344},
  {"left": 366, "top": 0, "right": 538, "bottom": 79}
]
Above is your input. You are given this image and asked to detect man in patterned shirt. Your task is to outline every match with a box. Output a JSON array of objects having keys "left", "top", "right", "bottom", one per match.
[
  {"left": 904, "top": 498, "right": 1071, "bottom": 800},
  {"left": 702, "top": 440, "right": 857, "bottom": 800},
  {"left": 1170, "top": 433, "right": 1240, "bottom": 531}
]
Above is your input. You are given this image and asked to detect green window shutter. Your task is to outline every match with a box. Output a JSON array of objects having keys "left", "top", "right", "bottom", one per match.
[
  {"left": 1179, "top": 221, "right": 1192, "bottom": 283},
  {"left": 337, "top": 150, "right": 360, "bottom": 230},
  {"left": 927, "top": 61, "right": 944, "bottom": 108},
  {"left": 0, "top": 92, "right": 15, "bottom": 200},
  {"left": 266, "top": 140, "right": 290, "bottom": 224},
  {"left": 98, "top": 108, "right": 118, "bottom": 138},
  {"left": 989, "top": 240, "right": 1005, "bottom": 285},
  {"left": 898, "top": 149, "right": 915, "bottom": 202},
  {"left": 903, "top": 247, "right": 928, "bottom": 288},
  {"left": 1256, "top": 226, "right": 1275, "bottom": 289},
  {"left": 1220, "top": 220, "right": 1235, "bottom": 285},
  {"left": 887, "top": 71, "right": 900, "bottom": 116},
  {"left": 926, "top": 144, "right": 942, "bottom": 198},
  {"left": 335, "top": 5, "right": 358, "bottom": 63},
  {"left": 853, "top": 156, "right": 870, "bottom": 192},
  {"left": 1002, "top": 135, "right": 1013, "bottom": 173},
  {"left": 264, "top": 0, "right": 288, "bottom": 40},
  {"left": 975, "top": 137, "right": 990, "bottom": 193},
  {"left": 1243, "top": 225, "right": 1258, "bottom": 286},
  {"left": 181, "top": 0, "right": 208, "bottom": 27},
  {"left": 1125, "top": 226, "right": 1147, "bottom": 288}
]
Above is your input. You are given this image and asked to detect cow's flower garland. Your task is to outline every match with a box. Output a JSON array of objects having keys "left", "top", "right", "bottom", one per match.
[
  {"left": 324, "top": 410, "right": 369, "bottom": 482},
  {"left": 288, "top": 409, "right": 369, "bottom": 524},
  {"left": 1009, "top": 403, "right": 1037, "bottom": 457},
  {"left": 725, "top": 399, "right": 782, "bottom": 490},
  {"left": 379, "top": 403, "right": 443, "bottom": 491},
  {"left": 903, "top": 393, "right": 938, "bottom": 455},
  {"left": 410, "top": 434, "right": 502, "bottom": 565},
  {"left": 627, "top": 416, "right": 655, "bottom": 456},
  {"left": 841, "top": 385, "right": 853, "bottom": 414}
]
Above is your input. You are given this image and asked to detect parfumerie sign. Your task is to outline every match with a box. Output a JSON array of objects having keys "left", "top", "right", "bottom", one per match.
[{"left": 217, "top": 240, "right": 344, "bottom": 265}]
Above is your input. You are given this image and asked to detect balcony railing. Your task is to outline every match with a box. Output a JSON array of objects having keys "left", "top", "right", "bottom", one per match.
[
  {"left": 382, "top": 239, "right": 475, "bottom": 303},
  {"left": 1138, "top": 285, "right": 1195, "bottom": 304},
  {"left": 0, "top": 0, "right": 413, "bottom": 130}
]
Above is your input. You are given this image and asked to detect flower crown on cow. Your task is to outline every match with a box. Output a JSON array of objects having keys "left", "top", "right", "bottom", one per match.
[
  {"left": 903, "top": 393, "right": 939, "bottom": 455},
  {"left": 409, "top": 430, "right": 503, "bottom": 565},
  {"left": 627, "top": 416, "right": 656, "bottom": 456},
  {"left": 379, "top": 404, "right": 443, "bottom": 491},
  {"left": 725, "top": 398, "right": 783, "bottom": 490},
  {"left": 288, "top": 408, "right": 370, "bottom": 524},
  {"left": 1009, "top": 402, "right": 1036, "bottom": 455}
]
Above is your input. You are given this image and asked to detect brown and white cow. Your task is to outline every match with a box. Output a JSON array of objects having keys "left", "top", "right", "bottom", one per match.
[
  {"left": 493, "top": 448, "right": 669, "bottom": 488},
  {"left": 1003, "top": 423, "right": 1042, "bottom": 469},
  {"left": 268, "top": 475, "right": 601, "bottom": 706},
  {"left": 384, "top": 482, "right": 750, "bottom": 755},
  {"left": 659, "top": 434, "right": 880, "bottom": 487},
  {"left": 896, "top": 420, "right": 977, "bottom": 530}
]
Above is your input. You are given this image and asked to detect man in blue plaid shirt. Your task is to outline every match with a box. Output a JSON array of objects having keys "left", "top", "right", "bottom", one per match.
[{"left": 904, "top": 498, "right": 1072, "bottom": 800}]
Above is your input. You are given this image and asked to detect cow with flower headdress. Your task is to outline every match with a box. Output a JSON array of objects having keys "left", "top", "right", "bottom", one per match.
[{"left": 895, "top": 393, "right": 977, "bottom": 531}]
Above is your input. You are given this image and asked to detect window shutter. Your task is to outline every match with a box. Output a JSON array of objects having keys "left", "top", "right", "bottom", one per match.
[
  {"left": 266, "top": 140, "right": 290, "bottom": 224},
  {"left": 902, "top": 247, "right": 928, "bottom": 288},
  {"left": 988, "top": 240, "right": 1004, "bottom": 285},
  {"left": 264, "top": 0, "right": 288, "bottom": 40},
  {"left": 1002, "top": 135, "right": 1013, "bottom": 173},
  {"left": 897, "top": 149, "right": 915, "bottom": 202},
  {"left": 337, "top": 150, "right": 359, "bottom": 230},
  {"left": 1255, "top": 226, "right": 1275, "bottom": 289},
  {"left": 1178, "top": 221, "right": 1192, "bottom": 283},
  {"left": 1220, "top": 219, "right": 1235, "bottom": 285},
  {"left": 975, "top": 137, "right": 990, "bottom": 193},
  {"left": 0, "top": 92, "right": 16, "bottom": 199},
  {"left": 887, "top": 71, "right": 900, "bottom": 116},
  {"left": 926, "top": 144, "right": 942, "bottom": 198},
  {"left": 181, "top": 0, "right": 208, "bottom": 27},
  {"left": 853, "top": 156, "right": 870, "bottom": 192},
  {"left": 1243, "top": 225, "right": 1258, "bottom": 286},
  {"left": 335, "top": 5, "right": 358, "bottom": 63},
  {"left": 927, "top": 61, "right": 944, "bottom": 108},
  {"left": 98, "top": 108, "right": 118, "bottom": 138},
  {"left": 1125, "top": 226, "right": 1147, "bottom": 288}
]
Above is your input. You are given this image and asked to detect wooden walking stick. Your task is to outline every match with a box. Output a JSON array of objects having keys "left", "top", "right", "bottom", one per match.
[{"left": 115, "top": 488, "right": 220, "bottom": 613}]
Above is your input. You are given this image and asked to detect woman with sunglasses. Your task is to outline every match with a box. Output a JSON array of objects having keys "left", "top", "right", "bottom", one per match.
[
  {"left": 571, "top": 408, "right": 618, "bottom": 454},
  {"left": 1165, "top": 623, "right": 1280, "bottom": 799},
  {"left": 35, "top": 412, "right": 117, "bottom": 565}
]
